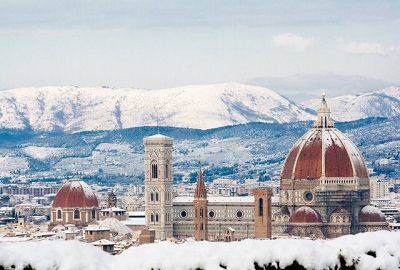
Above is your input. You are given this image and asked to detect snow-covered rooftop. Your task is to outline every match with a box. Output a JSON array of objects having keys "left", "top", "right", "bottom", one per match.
[{"left": 0, "top": 231, "right": 399, "bottom": 269}]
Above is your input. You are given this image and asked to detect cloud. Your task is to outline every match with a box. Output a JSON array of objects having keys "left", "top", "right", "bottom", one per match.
[
  {"left": 272, "top": 33, "right": 313, "bottom": 52},
  {"left": 338, "top": 40, "right": 386, "bottom": 55},
  {"left": 388, "top": 45, "right": 400, "bottom": 52}
]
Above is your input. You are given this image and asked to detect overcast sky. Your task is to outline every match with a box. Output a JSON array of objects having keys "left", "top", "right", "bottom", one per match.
[{"left": 0, "top": 1, "right": 399, "bottom": 101}]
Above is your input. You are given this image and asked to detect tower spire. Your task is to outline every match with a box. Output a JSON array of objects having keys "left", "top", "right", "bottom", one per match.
[
  {"left": 195, "top": 166, "right": 207, "bottom": 199},
  {"left": 194, "top": 166, "right": 208, "bottom": 241},
  {"left": 313, "top": 91, "right": 334, "bottom": 128}
]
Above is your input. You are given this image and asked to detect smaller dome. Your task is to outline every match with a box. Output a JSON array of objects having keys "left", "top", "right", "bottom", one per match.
[
  {"left": 277, "top": 205, "right": 290, "bottom": 216},
  {"left": 99, "top": 217, "right": 133, "bottom": 236},
  {"left": 289, "top": 206, "right": 322, "bottom": 223},
  {"left": 53, "top": 179, "right": 99, "bottom": 208},
  {"left": 359, "top": 205, "right": 386, "bottom": 223},
  {"left": 331, "top": 207, "right": 349, "bottom": 215}
]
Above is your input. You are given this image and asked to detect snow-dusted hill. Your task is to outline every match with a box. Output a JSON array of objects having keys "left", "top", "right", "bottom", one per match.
[
  {"left": 0, "top": 83, "right": 315, "bottom": 132},
  {"left": 301, "top": 86, "right": 400, "bottom": 122}
]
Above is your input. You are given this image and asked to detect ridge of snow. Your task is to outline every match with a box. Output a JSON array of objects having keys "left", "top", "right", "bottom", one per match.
[
  {"left": 0, "top": 83, "right": 315, "bottom": 132},
  {"left": 301, "top": 86, "right": 400, "bottom": 122},
  {"left": 0, "top": 231, "right": 399, "bottom": 270}
]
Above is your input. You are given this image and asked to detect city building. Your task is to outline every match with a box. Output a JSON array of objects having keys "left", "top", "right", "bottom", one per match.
[
  {"left": 144, "top": 136, "right": 272, "bottom": 241},
  {"left": 49, "top": 179, "right": 100, "bottom": 230},
  {"left": 370, "top": 177, "right": 389, "bottom": 199},
  {"left": 275, "top": 93, "right": 388, "bottom": 237},
  {"left": 143, "top": 134, "right": 174, "bottom": 240},
  {"left": 144, "top": 93, "right": 388, "bottom": 241}
]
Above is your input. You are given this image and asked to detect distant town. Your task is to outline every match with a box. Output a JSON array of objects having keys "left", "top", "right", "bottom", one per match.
[{"left": 1, "top": 95, "right": 399, "bottom": 256}]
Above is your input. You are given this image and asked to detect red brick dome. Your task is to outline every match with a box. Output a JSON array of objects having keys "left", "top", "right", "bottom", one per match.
[
  {"left": 52, "top": 179, "right": 99, "bottom": 208},
  {"left": 281, "top": 95, "right": 368, "bottom": 180},
  {"left": 331, "top": 207, "right": 349, "bottom": 214},
  {"left": 289, "top": 206, "right": 322, "bottom": 223},
  {"left": 359, "top": 205, "right": 386, "bottom": 223},
  {"left": 277, "top": 205, "right": 290, "bottom": 216}
]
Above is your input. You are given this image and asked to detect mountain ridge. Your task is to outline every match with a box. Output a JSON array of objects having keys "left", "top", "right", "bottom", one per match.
[
  {"left": 301, "top": 86, "right": 400, "bottom": 122},
  {"left": 0, "top": 83, "right": 315, "bottom": 132},
  {"left": 0, "top": 84, "right": 399, "bottom": 133},
  {"left": 0, "top": 116, "right": 398, "bottom": 182}
]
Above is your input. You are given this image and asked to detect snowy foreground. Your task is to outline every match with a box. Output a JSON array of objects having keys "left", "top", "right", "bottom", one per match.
[{"left": 1, "top": 231, "right": 400, "bottom": 270}]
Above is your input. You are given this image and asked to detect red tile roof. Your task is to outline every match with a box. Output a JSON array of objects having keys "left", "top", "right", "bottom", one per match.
[
  {"left": 281, "top": 128, "right": 368, "bottom": 180},
  {"left": 289, "top": 206, "right": 322, "bottom": 223},
  {"left": 359, "top": 206, "right": 387, "bottom": 223},
  {"left": 52, "top": 179, "right": 99, "bottom": 208}
]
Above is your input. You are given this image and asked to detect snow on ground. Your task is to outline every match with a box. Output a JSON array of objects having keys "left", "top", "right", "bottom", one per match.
[
  {"left": 0, "top": 156, "right": 29, "bottom": 177},
  {"left": 23, "top": 146, "right": 66, "bottom": 160},
  {"left": 1, "top": 231, "right": 400, "bottom": 269},
  {"left": 0, "top": 84, "right": 316, "bottom": 132},
  {"left": 301, "top": 87, "right": 400, "bottom": 122}
]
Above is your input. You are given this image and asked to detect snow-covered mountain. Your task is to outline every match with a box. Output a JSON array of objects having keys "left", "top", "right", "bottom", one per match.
[
  {"left": 301, "top": 86, "right": 400, "bottom": 122},
  {"left": 0, "top": 83, "right": 315, "bottom": 132}
]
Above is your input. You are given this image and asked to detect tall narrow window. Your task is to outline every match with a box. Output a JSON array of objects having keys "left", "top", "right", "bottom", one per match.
[
  {"left": 155, "top": 213, "right": 159, "bottom": 222},
  {"left": 268, "top": 198, "right": 271, "bottom": 216},
  {"left": 200, "top": 208, "right": 203, "bottom": 218},
  {"left": 74, "top": 209, "right": 80, "bottom": 220},
  {"left": 57, "top": 209, "right": 62, "bottom": 219},
  {"left": 91, "top": 209, "right": 96, "bottom": 220},
  {"left": 165, "top": 162, "right": 169, "bottom": 178},
  {"left": 150, "top": 192, "right": 154, "bottom": 202},
  {"left": 151, "top": 213, "right": 154, "bottom": 222},
  {"left": 151, "top": 161, "right": 158, "bottom": 179},
  {"left": 259, "top": 198, "right": 263, "bottom": 216},
  {"left": 155, "top": 192, "right": 159, "bottom": 201},
  {"left": 200, "top": 223, "right": 203, "bottom": 230}
]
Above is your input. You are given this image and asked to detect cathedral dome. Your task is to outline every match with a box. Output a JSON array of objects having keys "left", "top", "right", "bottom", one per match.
[
  {"left": 281, "top": 94, "right": 368, "bottom": 180},
  {"left": 277, "top": 205, "right": 290, "bottom": 216},
  {"left": 52, "top": 179, "right": 99, "bottom": 208},
  {"left": 359, "top": 205, "right": 386, "bottom": 223},
  {"left": 331, "top": 207, "right": 349, "bottom": 214},
  {"left": 289, "top": 206, "right": 322, "bottom": 223}
]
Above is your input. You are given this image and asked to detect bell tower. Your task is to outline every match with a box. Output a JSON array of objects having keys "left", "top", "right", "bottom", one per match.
[
  {"left": 194, "top": 167, "right": 208, "bottom": 241},
  {"left": 254, "top": 188, "right": 272, "bottom": 239},
  {"left": 143, "top": 133, "right": 173, "bottom": 240}
]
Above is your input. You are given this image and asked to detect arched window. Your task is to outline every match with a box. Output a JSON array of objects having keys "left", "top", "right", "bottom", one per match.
[
  {"left": 151, "top": 213, "right": 154, "bottom": 222},
  {"left": 155, "top": 213, "right": 159, "bottom": 222},
  {"left": 165, "top": 161, "right": 169, "bottom": 178},
  {"left": 151, "top": 161, "right": 158, "bottom": 179},
  {"left": 150, "top": 192, "right": 154, "bottom": 202},
  {"left": 259, "top": 198, "right": 263, "bottom": 216},
  {"left": 74, "top": 209, "right": 80, "bottom": 220},
  {"left": 57, "top": 209, "right": 62, "bottom": 220},
  {"left": 200, "top": 223, "right": 204, "bottom": 230},
  {"left": 200, "top": 208, "right": 204, "bottom": 218},
  {"left": 91, "top": 209, "right": 96, "bottom": 220},
  {"left": 155, "top": 192, "right": 159, "bottom": 201}
]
